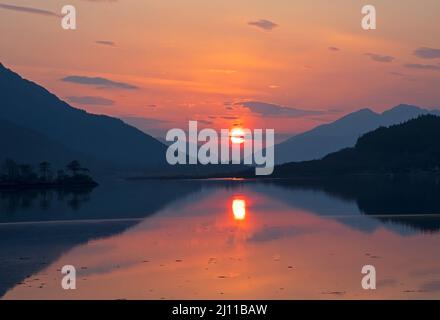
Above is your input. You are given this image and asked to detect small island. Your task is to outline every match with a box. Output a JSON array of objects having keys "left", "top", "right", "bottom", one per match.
[{"left": 0, "top": 159, "right": 98, "bottom": 190}]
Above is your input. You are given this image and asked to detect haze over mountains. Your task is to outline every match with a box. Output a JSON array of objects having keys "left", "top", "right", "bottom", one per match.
[
  {"left": 274, "top": 104, "right": 440, "bottom": 164},
  {"left": 0, "top": 63, "right": 166, "bottom": 172}
]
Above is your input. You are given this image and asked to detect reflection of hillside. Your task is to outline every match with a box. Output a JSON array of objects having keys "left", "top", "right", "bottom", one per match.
[
  {"left": 0, "top": 180, "right": 203, "bottom": 297},
  {"left": 0, "top": 187, "right": 94, "bottom": 214},
  {"left": 0, "top": 180, "right": 203, "bottom": 223},
  {"left": 267, "top": 176, "right": 440, "bottom": 232},
  {"left": 0, "top": 221, "right": 135, "bottom": 299}
]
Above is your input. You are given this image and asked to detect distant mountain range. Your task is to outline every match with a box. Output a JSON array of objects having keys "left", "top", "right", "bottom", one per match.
[
  {"left": 0, "top": 63, "right": 167, "bottom": 172},
  {"left": 272, "top": 115, "right": 440, "bottom": 177},
  {"left": 2, "top": 62, "right": 440, "bottom": 178},
  {"left": 274, "top": 104, "right": 440, "bottom": 164}
]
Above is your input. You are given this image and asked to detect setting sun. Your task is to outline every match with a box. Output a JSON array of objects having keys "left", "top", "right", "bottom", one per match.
[{"left": 230, "top": 128, "right": 245, "bottom": 144}]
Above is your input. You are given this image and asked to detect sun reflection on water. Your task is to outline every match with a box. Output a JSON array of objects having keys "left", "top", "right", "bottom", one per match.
[{"left": 232, "top": 198, "right": 246, "bottom": 221}]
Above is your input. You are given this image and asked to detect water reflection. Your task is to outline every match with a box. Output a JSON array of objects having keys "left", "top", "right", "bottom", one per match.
[
  {"left": 265, "top": 175, "right": 440, "bottom": 233},
  {"left": 232, "top": 198, "right": 246, "bottom": 221},
  {"left": 0, "top": 187, "right": 94, "bottom": 213},
  {"left": 2, "top": 177, "right": 440, "bottom": 299}
]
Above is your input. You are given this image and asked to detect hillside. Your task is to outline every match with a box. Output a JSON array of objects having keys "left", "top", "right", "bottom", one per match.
[
  {"left": 0, "top": 63, "right": 166, "bottom": 170},
  {"left": 274, "top": 104, "right": 440, "bottom": 164},
  {"left": 0, "top": 118, "right": 98, "bottom": 169},
  {"left": 272, "top": 115, "right": 440, "bottom": 177}
]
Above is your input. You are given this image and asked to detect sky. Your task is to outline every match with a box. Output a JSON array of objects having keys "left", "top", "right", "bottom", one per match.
[{"left": 0, "top": 0, "right": 439, "bottom": 141}]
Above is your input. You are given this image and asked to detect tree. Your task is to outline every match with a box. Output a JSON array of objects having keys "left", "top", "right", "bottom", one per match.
[
  {"left": 57, "top": 169, "right": 67, "bottom": 181},
  {"left": 2, "top": 158, "right": 19, "bottom": 181},
  {"left": 66, "top": 160, "right": 81, "bottom": 176},
  {"left": 19, "top": 164, "right": 34, "bottom": 181},
  {"left": 39, "top": 161, "right": 51, "bottom": 180}
]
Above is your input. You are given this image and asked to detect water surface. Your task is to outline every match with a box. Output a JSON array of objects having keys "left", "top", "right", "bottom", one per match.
[{"left": 1, "top": 178, "right": 440, "bottom": 299}]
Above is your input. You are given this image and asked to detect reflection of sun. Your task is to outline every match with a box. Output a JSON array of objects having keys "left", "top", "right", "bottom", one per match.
[
  {"left": 230, "top": 128, "right": 245, "bottom": 144},
  {"left": 232, "top": 199, "right": 246, "bottom": 220}
]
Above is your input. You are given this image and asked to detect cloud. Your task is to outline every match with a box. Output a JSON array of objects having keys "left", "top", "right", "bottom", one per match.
[
  {"left": 328, "top": 46, "right": 340, "bottom": 52},
  {"left": 221, "top": 116, "right": 239, "bottom": 120},
  {"left": 0, "top": 4, "right": 60, "bottom": 17},
  {"left": 122, "top": 116, "right": 169, "bottom": 126},
  {"left": 414, "top": 47, "right": 440, "bottom": 59},
  {"left": 95, "top": 40, "right": 116, "bottom": 47},
  {"left": 420, "top": 280, "right": 440, "bottom": 293},
  {"left": 248, "top": 19, "right": 278, "bottom": 31},
  {"left": 411, "top": 267, "right": 440, "bottom": 277},
  {"left": 237, "top": 101, "right": 325, "bottom": 118},
  {"left": 207, "top": 69, "right": 236, "bottom": 74},
  {"left": 404, "top": 63, "right": 440, "bottom": 71},
  {"left": 365, "top": 53, "right": 395, "bottom": 63},
  {"left": 197, "top": 119, "right": 214, "bottom": 125},
  {"left": 66, "top": 96, "right": 115, "bottom": 106},
  {"left": 390, "top": 71, "right": 406, "bottom": 77},
  {"left": 61, "top": 75, "right": 138, "bottom": 89},
  {"left": 377, "top": 278, "right": 398, "bottom": 288}
]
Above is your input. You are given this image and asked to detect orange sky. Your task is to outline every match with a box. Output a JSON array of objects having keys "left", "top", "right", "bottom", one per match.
[{"left": 1, "top": 0, "right": 439, "bottom": 140}]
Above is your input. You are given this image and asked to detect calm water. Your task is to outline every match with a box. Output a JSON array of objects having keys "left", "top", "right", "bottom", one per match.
[{"left": 1, "top": 177, "right": 440, "bottom": 299}]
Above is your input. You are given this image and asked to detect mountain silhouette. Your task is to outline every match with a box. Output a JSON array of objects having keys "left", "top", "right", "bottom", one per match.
[
  {"left": 0, "top": 118, "right": 99, "bottom": 169},
  {"left": 273, "top": 115, "right": 440, "bottom": 177},
  {"left": 274, "top": 104, "right": 440, "bottom": 164},
  {"left": 0, "top": 63, "right": 166, "bottom": 171}
]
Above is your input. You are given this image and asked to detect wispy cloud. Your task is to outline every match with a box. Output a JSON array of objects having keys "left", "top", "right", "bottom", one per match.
[
  {"left": 197, "top": 119, "right": 214, "bottom": 125},
  {"left": 390, "top": 71, "right": 406, "bottom": 77},
  {"left": 61, "top": 75, "right": 139, "bottom": 90},
  {"left": 420, "top": 280, "right": 440, "bottom": 293},
  {"left": 221, "top": 116, "right": 239, "bottom": 120},
  {"left": 122, "top": 116, "right": 169, "bottom": 125},
  {"left": 248, "top": 19, "right": 278, "bottom": 31},
  {"left": 365, "top": 53, "right": 395, "bottom": 63},
  {"left": 95, "top": 40, "right": 116, "bottom": 47},
  {"left": 207, "top": 69, "right": 236, "bottom": 74},
  {"left": 236, "top": 101, "right": 326, "bottom": 118},
  {"left": 0, "top": 3, "right": 60, "bottom": 17},
  {"left": 66, "top": 96, "right": 115, "bottom": 106},
  {"left": 404, "top": 63, "right": 440, "bottom": 71},
  {"left": 328, "top": 46, "right": 340, "bottom": 52},
  {"left": 414, "top": 47, "right": 440, "bottom": 59}
]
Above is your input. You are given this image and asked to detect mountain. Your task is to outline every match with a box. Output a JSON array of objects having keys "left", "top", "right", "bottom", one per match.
[
  {"left": 0, "top": 118, "right": 98, "bottom": 169},
  {"left": 274, "top": 104, "right": 440, "bottom": 164},
  {"left": 272, "top": 115, "right": 440, "bottom": 177},
  {"left": 0, "top": 63, "right": 166, "bottom": 171}
]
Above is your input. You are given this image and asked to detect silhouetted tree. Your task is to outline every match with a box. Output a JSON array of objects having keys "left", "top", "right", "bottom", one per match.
[
  {"left": 2, "top": 159, "right": 19, "bottom": 181},
  {"left": 39, "top": 161, "right": 51, "bottom": 181},
  {"left": 1, "top": 159, "right": 97, "bottom": 188},
  {"left": 66, "top": 160, "right": 81, "bottom": 176},
  {"left": 57, "top": 169, "right": 67, "bottom": 181},
  {"left": 19, "top": 164, "right": 34, "bottom": 180}
]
